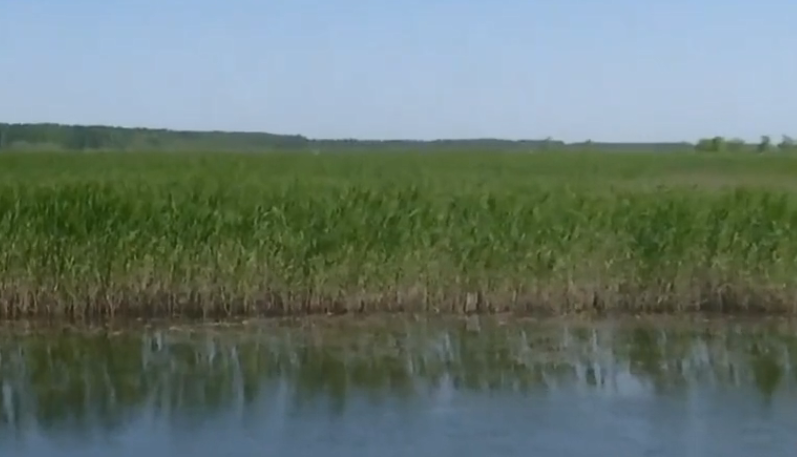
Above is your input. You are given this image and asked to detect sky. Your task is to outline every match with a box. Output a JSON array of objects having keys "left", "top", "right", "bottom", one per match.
[{"left": 1, "top": 0, "right": 795, "bottom": 143}]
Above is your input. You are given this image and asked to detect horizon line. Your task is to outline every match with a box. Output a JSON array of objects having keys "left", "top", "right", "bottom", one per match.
[{"left": 0, "top": 121, "right": 715, "bottom": 145}]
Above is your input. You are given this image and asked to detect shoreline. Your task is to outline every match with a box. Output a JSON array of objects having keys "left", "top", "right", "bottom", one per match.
[
  {"left": 3, "top": 308, "right": 797, "bottom": 331},
  {"left": 1, "top": 277, "right": 796, "bottom": 321}
]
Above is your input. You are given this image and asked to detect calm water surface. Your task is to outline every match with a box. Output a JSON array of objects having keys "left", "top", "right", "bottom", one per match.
[{"left": 1, "top": 317, "right": 796, "bottom": 456}]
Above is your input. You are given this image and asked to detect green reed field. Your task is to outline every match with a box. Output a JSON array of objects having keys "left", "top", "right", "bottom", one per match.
[{"left": 2, "top": 150, "right": 797, "bottom": 320}]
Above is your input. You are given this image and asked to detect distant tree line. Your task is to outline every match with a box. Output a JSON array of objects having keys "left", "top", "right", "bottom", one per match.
[
  {"left": 0, "top": 122, "right": 791, "bottom": 153},
  {"left": 0, "top": 123, "right": 308, "bottom": 152},
  {"left": 694, "top": 135, "right": 795, "bottom": 153}
]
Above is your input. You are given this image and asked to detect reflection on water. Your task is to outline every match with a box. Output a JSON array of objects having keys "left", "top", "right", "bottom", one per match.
[{"left": 1, "top": 317, "right": 796, "bottom": 456}]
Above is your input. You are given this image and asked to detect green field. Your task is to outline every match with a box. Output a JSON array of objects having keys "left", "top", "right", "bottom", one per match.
[{"left": 2, "top": 150, "right": 797, "bottom": 320}]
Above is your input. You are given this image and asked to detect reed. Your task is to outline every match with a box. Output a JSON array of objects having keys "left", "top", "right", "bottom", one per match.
[{"left": 1, "top": 151, "right": 797, "bottom": 320}]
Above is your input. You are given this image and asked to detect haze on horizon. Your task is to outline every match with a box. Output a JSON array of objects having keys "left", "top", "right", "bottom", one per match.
[{"left": 1, "top": 0, "right": 795, "bottom": 143}]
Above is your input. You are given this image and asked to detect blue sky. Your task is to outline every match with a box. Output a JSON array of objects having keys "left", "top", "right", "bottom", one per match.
[{"left": 1, "top": 1, "right": 794, "bottom": 142}]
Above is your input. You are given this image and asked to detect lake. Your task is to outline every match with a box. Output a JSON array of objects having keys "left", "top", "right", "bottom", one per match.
[{"left": 1, "top": 316, "right": 795, "bottom": 456}]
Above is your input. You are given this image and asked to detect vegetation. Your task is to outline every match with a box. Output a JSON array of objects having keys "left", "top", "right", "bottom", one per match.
[
  {"left": 693, "top": 135, "right": 797, "bottom": 153},
  {"left": 1, "top": 150, "right": 797, "bottom": 320},
  {"left": 0, "top": 122, "right": 695, "bottom": 152},
  {"left": 2, "top": 122, "right": 794, "bottom": 154}
]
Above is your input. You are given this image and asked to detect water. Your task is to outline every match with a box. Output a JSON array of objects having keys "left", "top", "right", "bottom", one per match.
[{"left": 1, "top": 317, "right": 796, "bottom": 456}]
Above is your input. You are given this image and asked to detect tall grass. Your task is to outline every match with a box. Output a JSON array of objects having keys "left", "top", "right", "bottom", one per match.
[{"left": 1, "top": 151, "right": 797, "bottom": 320}]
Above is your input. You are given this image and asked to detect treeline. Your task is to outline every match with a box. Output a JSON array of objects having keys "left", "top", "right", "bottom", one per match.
[
  {"left": 0, "top": 123, "right": 696, "bottom": 152},
  {"left": 694, "top": 135, "right": 795, "bottom": 153},
  {"left": 0, "top": 123, "right": 308, "bottom": 151},
  {"left": 0, "top": 123, "right": 792, "bottom": 153}
]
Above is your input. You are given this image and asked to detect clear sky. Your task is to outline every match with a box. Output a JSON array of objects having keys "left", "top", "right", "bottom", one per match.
[{"left": 1, "top": 0, "right": 794, "bottom": 142}]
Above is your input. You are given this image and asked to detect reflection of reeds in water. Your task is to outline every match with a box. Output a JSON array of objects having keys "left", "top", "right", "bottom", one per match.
[{"left": 0, "top": 319, "right": 795, "bottom": 437}]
